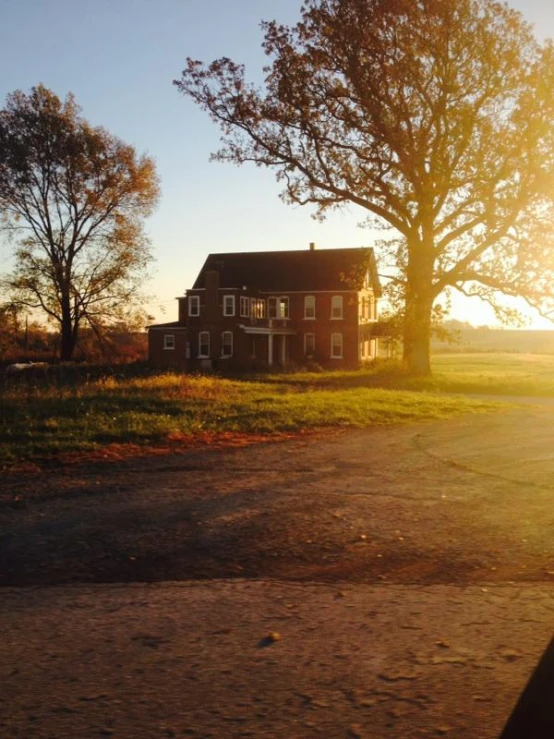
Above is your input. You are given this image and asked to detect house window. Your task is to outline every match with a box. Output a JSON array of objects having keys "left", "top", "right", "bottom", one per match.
[
  {"left": 198, "top": 331, "right": 210, "bottom": 358},
  {"left": 331, "top": 295, "right": 343, "bottom": 320},
  {"left": 331, "top": 332, "right": 343, "bottom": 358},
  {"left": 370, "top": 295, "right": 376, "bottom": 321},
  {"left": 269, "top": 296, "right": 289, "bottom": 319},
  {"left": 360, "top": 297, "right": 367, "bottom": 321},
  {"left": 188, "top": 295, "right": 200, "bottom": 317},
  {"left": 221, "top": 331, "right": 233, "bottom": 357},
  {"left": 223, "top": 295, "right": 235, "bottom": 316},
  {"left": 304, "top": 295, "right": 316, "bottom": 319},
  {"left": 304, "top": 333, "right": 316, "bottom": 355},
  {"left": 251, "top": 298, "right": 266, "bottom": 319},
  {"left": 240, "top": 296, "right": 250, "bottom": 318},
  {"left": 163, "top": 334, "right": 175, "bottom": 350}
]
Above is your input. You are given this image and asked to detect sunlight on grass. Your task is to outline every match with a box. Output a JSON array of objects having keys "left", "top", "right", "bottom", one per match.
[
  {"left": 430, "top": 353, "right": 554, "bottom": 396},
  {"left": 5, "top": 351, "right": 548, "bottom": 466},
  {"left": 0, "top": 366, "right": 498, "bottom": 466}
]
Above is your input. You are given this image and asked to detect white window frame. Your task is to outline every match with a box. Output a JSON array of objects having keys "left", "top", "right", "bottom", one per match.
[
  {"left": 304, "top": 332, "right": 316, "bottom": 355},
  {"left": 188, "top": 295, "right": 200, "bottom": 317},
  {"left": 198, "top": 331, "right": 210, "bottom": 358},
  {"left": 240, "top": 296, "right": 250, "bottom": 318},
  {"left": 331, "top": 332, "right": 343, "bottom": 359},
  {"left": 304, "top": 295, "right": 316, "bottom": 319},
  {"left": 268, "top": 296, "right": 289, "bottom": 320},
  {"left": 360, "top": 296, "right": 367, "bottom": 321},
  {"left": 221, "top": 331, "right": 233, "bottom": 357},
  {"left": 331, "top": 295, "right": 343, "bottom": 320},
  {"left": 223, "top": 295, "right": 235, "bottom": 317},
  {"left": 268, "top": 296, "right": 278, "bottom": 319},
  {"left": 251, "top": 298, "right": 266, "bottom": 319},
  {"left": 163, "top": 334, "right": 175, "bottom": 350}
]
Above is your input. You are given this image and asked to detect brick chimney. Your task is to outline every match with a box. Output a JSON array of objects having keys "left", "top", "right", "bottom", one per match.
[{"left": 309, "top": 242, "right": 316, "bottom": 251}]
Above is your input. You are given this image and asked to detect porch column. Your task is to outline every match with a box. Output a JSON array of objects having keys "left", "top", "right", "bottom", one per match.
[
  {"left": 268, "top": 333, "right": 274, "bottom": 365},
  {"left": 281, "top": 335, "right": 287, "bottom": 365}
]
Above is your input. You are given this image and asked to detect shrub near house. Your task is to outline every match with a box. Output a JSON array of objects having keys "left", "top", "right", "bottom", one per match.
[{"left": 148, "top": 244, "right": 382, "bottom": 371}]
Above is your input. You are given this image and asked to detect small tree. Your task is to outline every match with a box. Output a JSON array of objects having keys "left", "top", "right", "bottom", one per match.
[
  {"left": 176, "top": 0, "right": 554, "bottom": 375},
  {"left": 0, "top": 85, "right": 160, "bottom": 361},
  {"left": 0, "top": 301, "right": 21, "bottom": 360}
]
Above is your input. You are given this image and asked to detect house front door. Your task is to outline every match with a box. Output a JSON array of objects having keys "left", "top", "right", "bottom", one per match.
[{"left": 274, "top": 335, "right": 288, "bottom": 366}]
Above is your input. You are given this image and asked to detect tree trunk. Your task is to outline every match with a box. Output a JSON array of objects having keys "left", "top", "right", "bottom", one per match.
[
  {"left": 402, "top": 288, "right": 434, "bottom": 376},
  {"left": 403, "top": 233, "right": 435, "bottom": 376},
  {"left": 59, "top": 293, "right": 75, "bottom": 361}
]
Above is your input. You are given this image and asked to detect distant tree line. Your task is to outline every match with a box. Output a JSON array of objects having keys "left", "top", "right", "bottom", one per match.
[{"left": 0, "top": 303, "right": 147, "bottom": 364}]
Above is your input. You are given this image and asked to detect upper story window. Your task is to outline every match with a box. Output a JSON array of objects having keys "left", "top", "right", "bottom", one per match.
[
  {"left": 221, "top": 331, "right": 233, "bottom": 357},
  {"left": 361, "top": 293, "right": 376, "bottom": 321},
  {"left": 331, "top": 295, "right": 343, "bottom": 320},
  {"left": 240, "top": 296, "right": 250, "bottom": 318},
  {"left": 250, "top": 298, "right": 266, "bottom": 320},
  {"left": 269, "top": 296, "right": 289, "bottom": 319},
  {"left": 198, "top": 331, "right": 210, "bottom": 358},
  {"left": 223, "top": 295, "right": 235, "bottom": 317},
  {"left": 331, "top": 332, "right": 343, "bottom": 358},
  {"left": 304, "top": 295, "right": 316, "bottom": 319},
  {"left": 163, "top": 334, "right": 175, "bottom": 350},
  {"left": 188, "top": 295, "right": 200, "bottom": 317}
]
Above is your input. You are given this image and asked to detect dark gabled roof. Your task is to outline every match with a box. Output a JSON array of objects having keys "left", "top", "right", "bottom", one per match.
[{"left": 191, "top": 247, "right": 381, "bottom": 295}]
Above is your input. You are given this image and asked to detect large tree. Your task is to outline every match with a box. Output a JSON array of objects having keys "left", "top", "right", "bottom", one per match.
[
  {"left": 0, "top": 85, "right": 159, "bottom": 361},
  {"left": 175, "top": 0, "right": 554, "bottom": 375}
]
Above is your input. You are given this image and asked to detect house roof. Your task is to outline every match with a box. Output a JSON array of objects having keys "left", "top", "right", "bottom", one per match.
[
  {"left": 191, "top": 247, "right": 381, "bottom": 295},
  {"left": 147, "top": 320, "right": 187, "bottom": 330}
]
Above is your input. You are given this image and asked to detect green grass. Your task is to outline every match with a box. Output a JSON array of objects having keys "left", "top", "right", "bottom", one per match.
[
  {"left": 258, "top": 353, "right": 554, "bottom": 396},
  {"left": 0, "top": 368, "right": 497, "bottom": 467},
  {"left": 429, "top": 353, "right": 554, "bottom": 396}
]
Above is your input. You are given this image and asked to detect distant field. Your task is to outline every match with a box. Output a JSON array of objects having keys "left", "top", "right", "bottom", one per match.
[
  {"left": 260, "top": 352, "right": 554, "bottom": 396},
  {"left": 433, "top": 328, "right": 554, "bottom": 355},
  {"left": 430, "top": 352, "right": 554, "bottom": 396}
]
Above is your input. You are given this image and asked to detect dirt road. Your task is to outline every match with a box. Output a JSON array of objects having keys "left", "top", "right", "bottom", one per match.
[{"left": 2, "top": 402, "right": 554, "bottom": 737}]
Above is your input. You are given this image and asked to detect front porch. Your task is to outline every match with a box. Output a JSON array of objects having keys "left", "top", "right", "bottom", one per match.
[{"left": 242, "top": 322, "right": 297, "bottom": 367}]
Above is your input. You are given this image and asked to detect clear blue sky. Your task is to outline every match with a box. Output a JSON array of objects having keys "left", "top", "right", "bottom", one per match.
[{"left": 0, "top": 0, "right": 552, "bottom": 326}]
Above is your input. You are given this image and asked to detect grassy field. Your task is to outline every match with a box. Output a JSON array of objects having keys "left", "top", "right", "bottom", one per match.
[
  {"left": 431, "top": 352, "right": 554, "bottom": 395},
  {"left": 3, "top": 352, "right": 552, "bottom": 467},
  {"left": 0, "top": 358, "right": 509, "bottom": 467},
  {"left": 260, "top": 352, "right": 554, "bottom": 396}
]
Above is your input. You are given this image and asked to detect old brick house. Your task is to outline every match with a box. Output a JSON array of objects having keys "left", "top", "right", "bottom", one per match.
[{"left": 148, "top": 244, "right": 382, "bottom": 371}]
